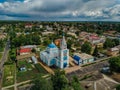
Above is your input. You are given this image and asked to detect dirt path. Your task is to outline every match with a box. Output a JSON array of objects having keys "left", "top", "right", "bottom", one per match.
[
  {"left": 102, "top": 74, "right": 119, "bottom": 84},
  {"left": 69, "top": 56, "right": 76, "bottom": 66},
  {"left": 38, "top": 62, "right": 54, "bottom": 74}
]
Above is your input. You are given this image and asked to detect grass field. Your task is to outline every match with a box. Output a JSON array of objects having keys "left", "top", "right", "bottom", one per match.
[
  {"left": 2, "top": 64, "right": 15, "bottom": 87},
  {"left": 34, "top": 63, "right": 48, "bottom": 74},
  {"left": 17, "top": 60, "right": 48, "bottom": 83},
  {"left": 0, "top": 47, "right": 4, "bottom": 52},
  {"left": 8, "top": 87, "right": 14, "bottom": 90},
  {"left": 0, "top": 53, "right": 2, "bottom": 60}
]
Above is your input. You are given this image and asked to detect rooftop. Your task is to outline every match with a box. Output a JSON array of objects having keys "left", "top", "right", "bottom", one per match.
[
  {"left": 74, "top": 53, "right": 93, "bottom": 60},
  {"left": 109, "top": 47, "right": 119, "bottom": 51},
  {"left": 19, "top": 48, "right": 31, "bottom": 53},
  {"left": 48, "top": 42, "right": 57, "bottom": 48}
]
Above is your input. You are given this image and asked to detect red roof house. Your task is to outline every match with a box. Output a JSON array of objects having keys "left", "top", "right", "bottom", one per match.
[{"left": 19, "top": 48, "right": 31, "bottom": 55}]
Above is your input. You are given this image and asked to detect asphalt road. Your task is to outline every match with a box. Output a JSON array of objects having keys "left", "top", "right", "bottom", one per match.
[{"left": 0, "top": 39, "right": 10, "bottom": 89}]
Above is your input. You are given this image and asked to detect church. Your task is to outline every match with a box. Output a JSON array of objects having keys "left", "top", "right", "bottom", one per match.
[{"left": 40, "top": 35, "right": 69, "bottom": 69}]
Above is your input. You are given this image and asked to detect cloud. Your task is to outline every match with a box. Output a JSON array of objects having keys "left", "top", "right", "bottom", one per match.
[{"left": 0, "top": 0, "right": 119, "bottom": 21}]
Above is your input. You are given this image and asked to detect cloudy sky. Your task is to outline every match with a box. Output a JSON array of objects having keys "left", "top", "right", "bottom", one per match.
[{"left": 0, "top": 0, "right": 120, "bottom": 21}]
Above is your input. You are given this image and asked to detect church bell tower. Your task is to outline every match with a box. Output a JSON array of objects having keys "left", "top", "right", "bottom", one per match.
[{"left": 60, "top": 34, "right": 69, "bottom": 69}]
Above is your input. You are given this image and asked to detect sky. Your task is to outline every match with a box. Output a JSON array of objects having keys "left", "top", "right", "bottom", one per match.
[{"left": 0, "top": 0, "right": 120, "bottom": 21}]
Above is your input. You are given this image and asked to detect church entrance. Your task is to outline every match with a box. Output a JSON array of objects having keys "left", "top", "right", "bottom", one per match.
[{"left": 63, "top": 63, "right": 67, "bottom": 68}]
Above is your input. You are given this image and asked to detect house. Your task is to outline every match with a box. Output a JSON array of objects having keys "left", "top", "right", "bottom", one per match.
[
  {"left": 18, "top": 45, "right": 37, "bottom": 55},
  {"left": 19, "top": 48, "right": 31, "bottom": 55},
  {"left": 46, "top": 25, "right": 53, "bottom": 31},
  {"left": 25, "top": 23, "right": 33, "bottom": 29},
  {"left": 31, "top": 56, "right": 37, "bottom": 64},
  {"left": 79, "top": 32, "right": 105, "bottom": 47},
  {"left": 19, "top": 65, "right": 26, "bottom": 71},
  {"left": 67, "top": 32, "right": 77, "bottom": 38},
  {"left": 20, "top": 45, "right": 37, "bottom": 49},
  {"left": 54, "top": 39, "right": 62, "bottom": 46},
  {"left": 79, "top": 31, "right": 89, "bottom": 40},
  {"left": 42, "top": 31, "right": 55, "bottom": 35},
  {"left": 0, "top": 33, "right": 6, "bottom": 40},
  {"left": 73, "top": 53, "right": 94, "bottom": 65},
  {"left": 87, "top": 35, "right": 105, "bottom": 45},
  {"left": 107, "top": 47, "right": 119, "bottom": 56}
]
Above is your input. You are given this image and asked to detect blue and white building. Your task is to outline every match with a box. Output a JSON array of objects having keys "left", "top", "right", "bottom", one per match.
[
  {"left": 40, "top": 35, "right": 69, "bottom": 69},
  {"left": 73, "top": 53, "right": 94, "bottom": 65}
]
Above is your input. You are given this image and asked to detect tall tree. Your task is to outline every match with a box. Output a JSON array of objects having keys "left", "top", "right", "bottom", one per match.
[
  {"left": 30, "top": 75, "right": 53, "bottom": 90},
  {"left": 104, "top": 38, "right": 115, "bottom": 49},
  {"left": 81, "top": 41, "right": 92, "bottom": 54},
  {"left": 51, "top": 70, "right": 68, "bottom": 90},
  {"left": 109, "top": 56, "right": 120, "bottom": 73},
  {"left": 71, "top": 76, "right": 83, "bottom": 90},
  {"left": 113, "top": 39, "right": 120, "bottom": 46},
  {"left": 93, "top": 46, "right": 99, "bottom": 57},
  {"left": 116, "top": 85, "right": 120, "bottom": 90}
]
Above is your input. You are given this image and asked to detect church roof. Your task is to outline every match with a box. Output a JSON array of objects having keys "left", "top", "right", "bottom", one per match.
[{"left": 48, "top": 42, "right": 57, "bottom": 48}]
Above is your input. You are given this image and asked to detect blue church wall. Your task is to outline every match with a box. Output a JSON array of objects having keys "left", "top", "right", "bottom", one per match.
[
  {"left": 50, "top": 59, "right": 56, "bottom": 66},
  {"left": 63, "top": 62, "right": 67, "bottom": 68},
  {"left": 57, "top": 61, "right": 61, "bottom": 67}
]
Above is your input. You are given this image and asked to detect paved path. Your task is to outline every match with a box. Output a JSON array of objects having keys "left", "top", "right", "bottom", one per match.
[
  {"left": 65, "top": 66, "right": 80, "bottom": 74},
  {"left": 69, "top": 56, "right": 76, "bottom": 66},
  {"left": 0, "top": 40, "right": 10, "bottom": 89},
  {"left": 102, "top": 74, "right": 119, "bottom": 84},
  {"left": 14, "top": 66, "right": 17, "bottom": 90},
  {"left": 38, "top": 62, "right": 54, "bottom": 74},
  {"left": 2, "top": 80, "right": 32, "bottom": 90}
]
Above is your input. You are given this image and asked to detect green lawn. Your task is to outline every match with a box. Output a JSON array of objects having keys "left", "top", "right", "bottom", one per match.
[
  {"left": 18, "top": 59, "right": 33, "bottom": 69},
  {"left": 0, "top": 47, "right": 4, "bottom": 52},
  {"left": 0, "top": 53, "right": 2, "bottom": 60},
  {"left": 34, "top": 64, "right": 48, "bottom": 74},
  {"left": 17, "top": 60, "right": 48, "bottom": 83},
  {"left": 8, "top": 87, "right": 14, "bottom": 90},
  {"left": 2, "top": 64, "right": 15, "bottom": 87}
]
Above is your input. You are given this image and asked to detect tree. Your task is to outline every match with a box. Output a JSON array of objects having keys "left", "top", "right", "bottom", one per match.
[
  {"left": 31, "top": 48, "right": 36, "bottom": 53},
  {"left": 71, "top": 76, "right": 83, "bottom": 90},
  {"left": 93, "top": 46, "right": 99, "bottom": 57},
  {"left": 81, "top": 41, "right": 92, "bottom": 54},
  {"left": 43, "top": 39, "right": 51, "bottom": 46},
  {"left": 109, "top": 56, "right": 120, "bottom": 73},
  {"left": 116, "top": 84, "right": 120, "bottom": 90},
  {"left": 0, "top": 39, "right": 4, "bottom": 48},
  {"left": 51, "top": 70, "right": 68, "bottom": 90},
  {"left": 113, "top": 39, "right": 119, "bottom": 46},
  {"left": 30, "top": 75, "right": 53, "bottom": 90},
  {"left": 104, "top": 38, "right": 115, "bottom": 49},
  {"left": 96, "top": 30, "right": 103, "bottom": 35},
  {"left": 67, "top": 39, "right": 72, "bottom": 49}
]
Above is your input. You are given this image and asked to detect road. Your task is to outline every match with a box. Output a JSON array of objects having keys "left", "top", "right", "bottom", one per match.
[{"left": 0, "top": 39, "right": 10, "bottom": 89}]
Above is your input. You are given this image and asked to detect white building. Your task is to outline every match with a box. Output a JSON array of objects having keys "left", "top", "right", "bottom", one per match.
[
  {"left": 40, "top": 35, "right": 69, "bottom": 69},
  {"left": 73, "top": 53, "right": 94, "bottom": 65},
  {"left": 31, "top": 56, "right": 38, "bottom": 64}
]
